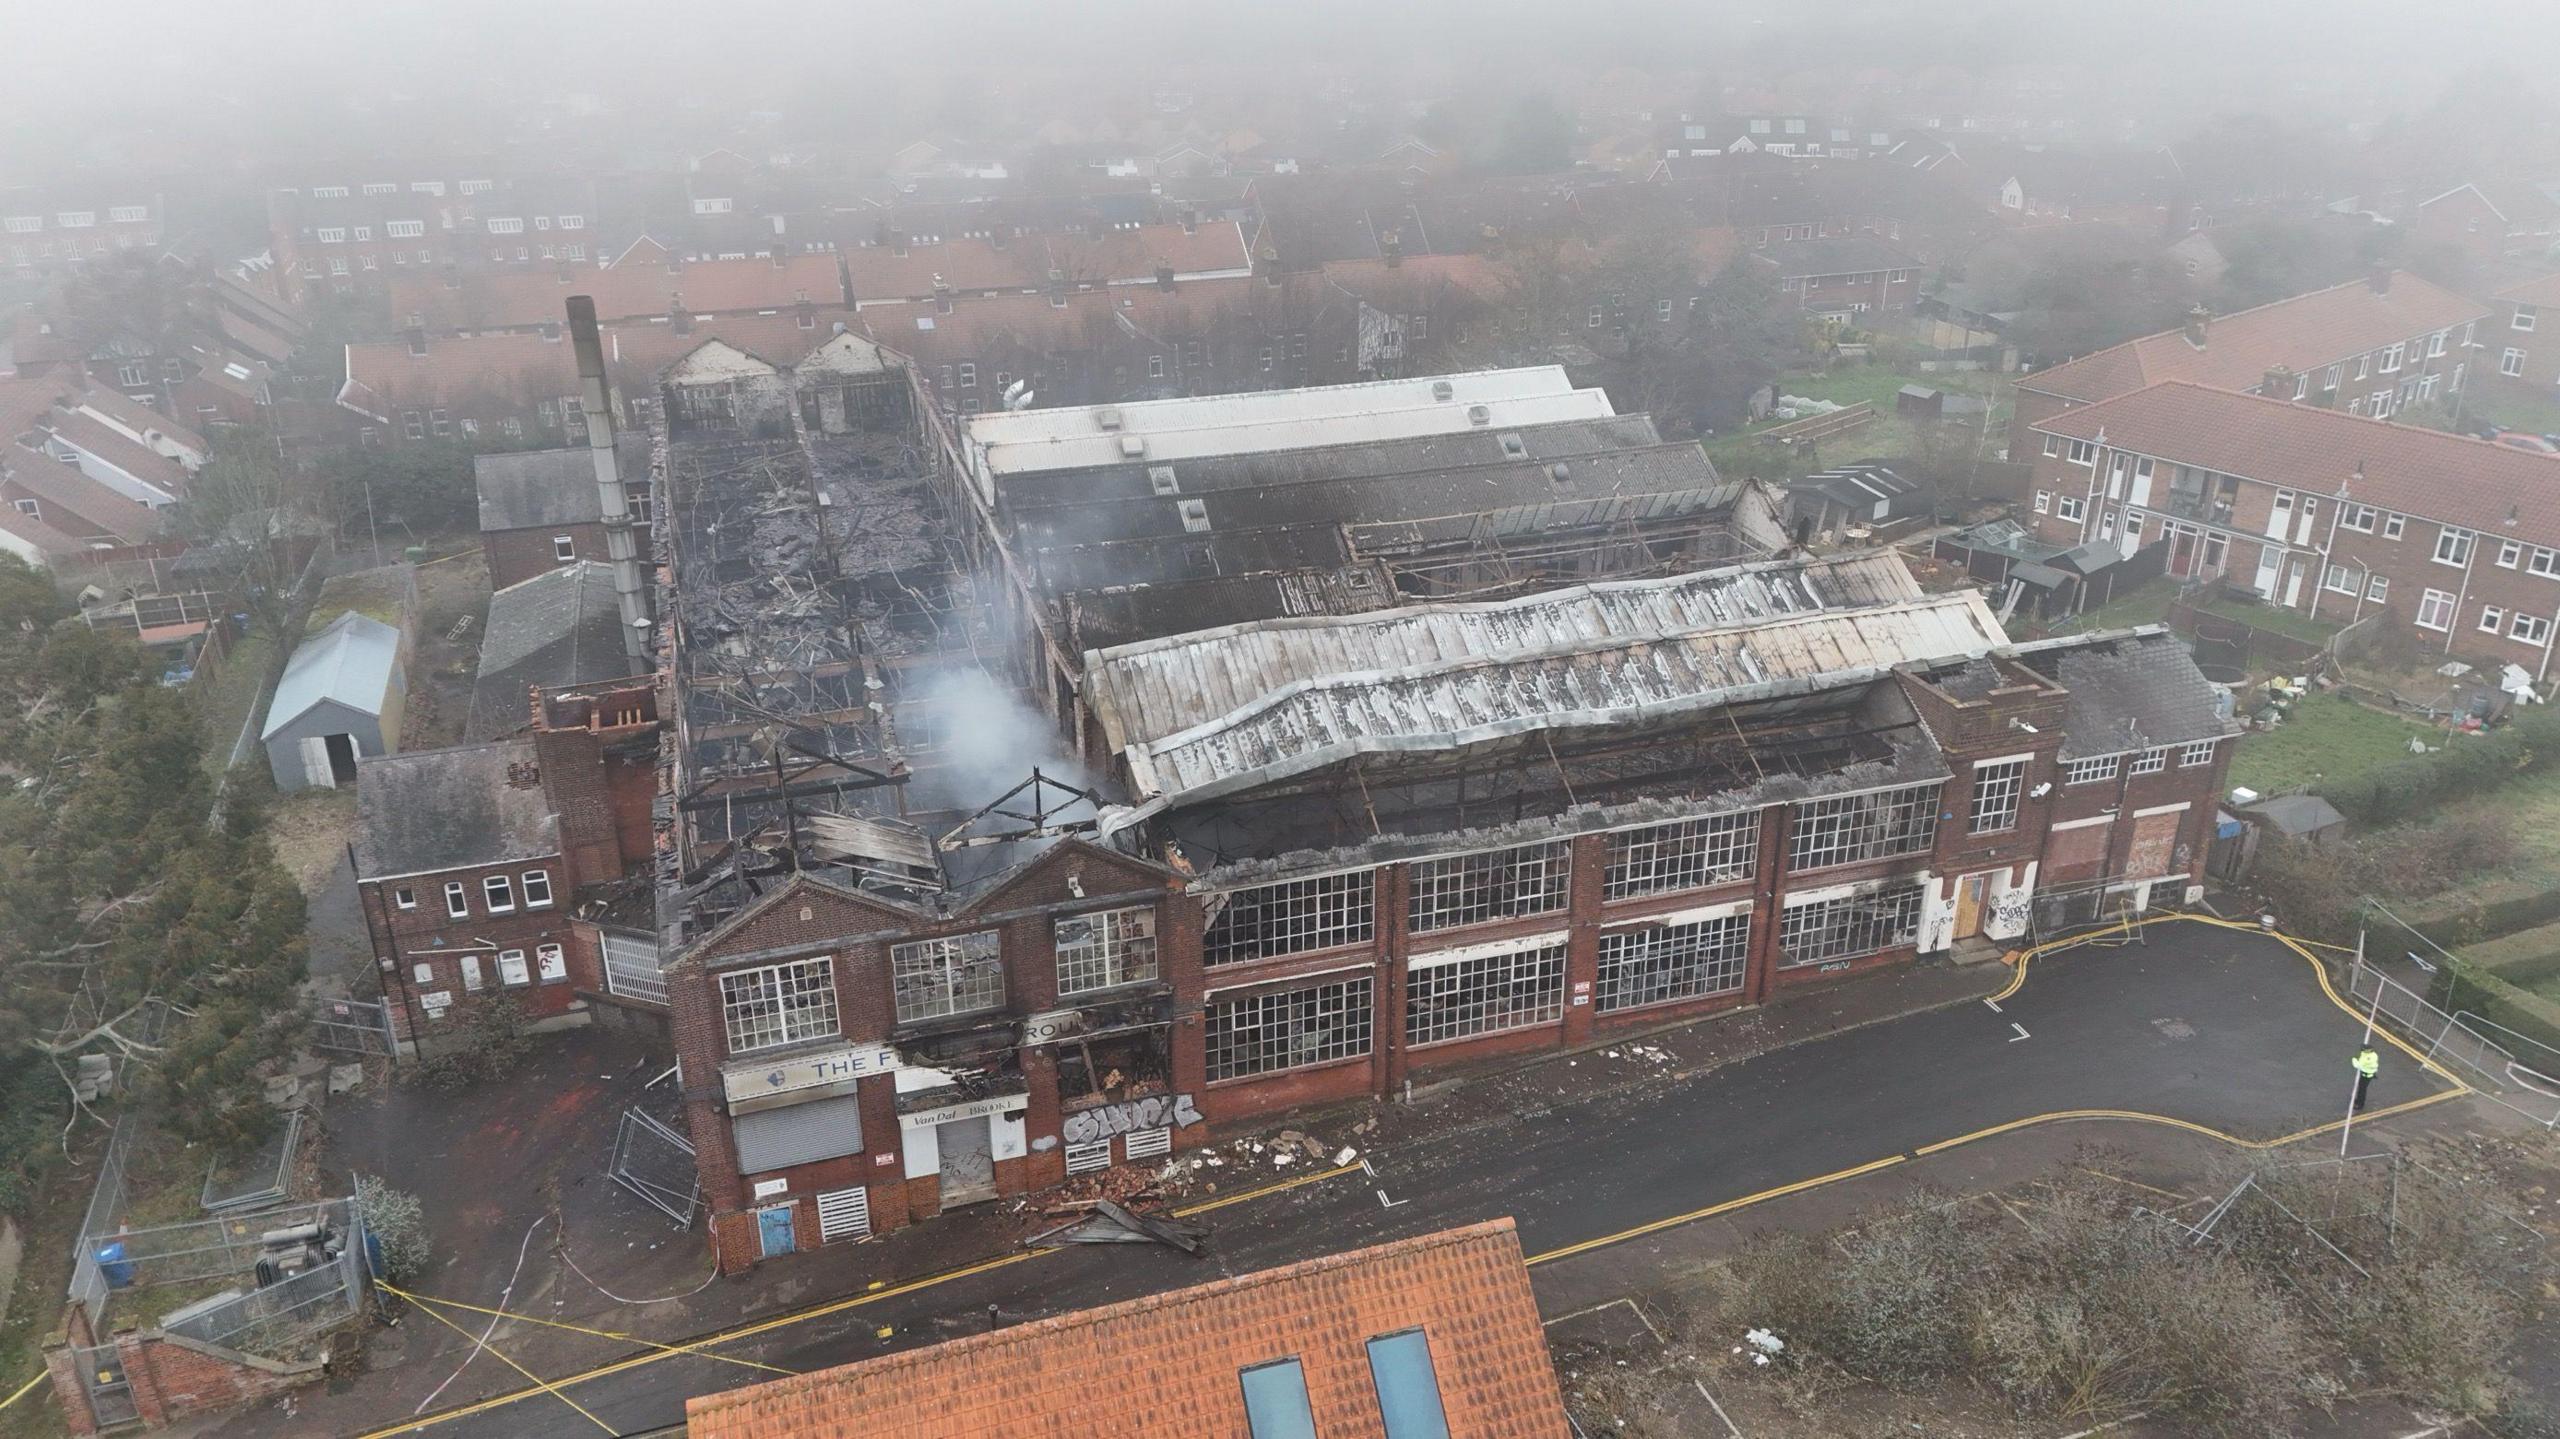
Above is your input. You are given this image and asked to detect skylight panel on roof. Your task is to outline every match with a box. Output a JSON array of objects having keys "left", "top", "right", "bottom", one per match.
[
  {"left": 1366, "top": 1330, "right": 1453, "bottom": 1439},
  {"left": 1239, "top": 1358, "right": 1317, "bottom": 1439}
]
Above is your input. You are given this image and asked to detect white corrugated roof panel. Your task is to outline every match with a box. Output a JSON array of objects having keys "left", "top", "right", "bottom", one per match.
[
  {"left": 976, "top": 389, "right": 1618, "bottom": 481},
  {"left": 962, "top": 366, "right": 1580, "bottom": 450}
]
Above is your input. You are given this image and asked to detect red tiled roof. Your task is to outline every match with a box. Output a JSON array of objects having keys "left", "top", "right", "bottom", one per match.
[
  {"left": 684, "top": 1220, "right": 1572, "bottom": 1439},
  {"left": 844, "top": 238, "right": 1043, "bottom": 302},
  {"left": 1, "top": 444, "right": 165, "bottom": 541},
  {"left": 2031, "top": 381, "right": 2560, "bottom": 541},
  {"left": 2018, "top": 272, "right": 2490, "bottom": 405},
  {"left": 0, "top": 497, "right": 88, "bottom": 559},
  {"left": 844, "top": 222, "right": 1257, "bottom": 304},
  {"left": 1037, "top": 221, "right": 1254, "bottom": 285},
  {"left": 1320, "top": 252, "right": 1507, "bottom": 301},
  {"left": 44, "top": 410, "right": 187, "bottom": 493},
  {"left": 386, "top": 253, "right": 848, "bottom": 331},
  {"left": 856, "top": 276, "right": 1355, "bottom": 369},
  {"left": 0, "top": 373, "right": 78, "bottom": 446},
  {"left": 2496, "top": 270, "right": 2560, "bottom": 309},
  {"left": 341, "top": 310, "right": 869, "bottom": 416},
  {"left": 70, "top": 381, "right": 208, "bottom": 457}
]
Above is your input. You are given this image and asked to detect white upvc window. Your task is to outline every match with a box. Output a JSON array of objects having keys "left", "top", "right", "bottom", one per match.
[
  {"left": 2323, "top": 364, "right": 2341, "bottom": 390},
  {"left": 521, "top": 870, "right": 553, "bottom": 908},
  {"left": 497, "top": 950, "right": 531, "bottom": 986},
  {"left": 2055, "top": 495, "right": 2085, "bottom": 522},
  {"left": 462, "top": 954, "right": 484, "bottom": 991},
  {"left": 2032, "top": 490, "right": 2051, "bottom": 514},
  {"left": 2383, "top": 512, "right": 2406, "bottom": 540},
  {"left": 2341, "top": 504, "right": 2376, "bottom": 533},
  {"left": 2513, "top": 613, "right": 2553, "bottom": 646},
  {"left": 2381, "top": 342, "right": 2403, "bottom": 373},
  {"left": 2504, "top": 348, "right": 2527, "bottom": 378},
  {"left": 552, "top": 535, "right": 576, "bottom": 561},
  {"left": 2434, "top": 527, "right": 2475, "bottom": 567},
  {"left": 2416, "top": 588, "right": 2456, "bottom": 631},
  {"left": 316, "top": 226, "right": 346, "bottom": 243},
  {"left": 2180, "top": 740, "right": 2218, "bottom": 768},
  {"left": 388, "top": 219, "right": 423, "bottom": 238},
  {"left": 2323, "top": 563, "right": 2354, "bottom": 594},
  {"left": 483, "top": 874, "right": 515, "bottom": 913},
  {"left": 393, "top": 886, "right": 417, "bottom": 910},
  {"left": 2042, "top": 435, "right": 2061, "bottom": 458},
  {"left": 2065, "top": 439, "right": 2097, "bottom": 466},
  {"left": 444, "top": 881, "right": 470, "bottom": 918},
  {"left": 2480, "top": 606, "right": 2506, "bottom": 634},
  {"left": 2366, "top": 573, "right": 2389, "bottom": 602},
  {"left": 2499, "top": 540, "right": 2523, "bottom": 569},
  {"left": 2531, "top": 548, "right": 2560, "bottom": 579},
  {"left": 2516, "top": 305, "right": 2538, "bottom": 333},
  {"left": 486, "top": 217, "right": 524, "bottom": 234}
]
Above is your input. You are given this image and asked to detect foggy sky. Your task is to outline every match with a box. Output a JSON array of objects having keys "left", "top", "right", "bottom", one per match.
[{"left": 6, "top": 0, "right": 2560, "bottom": 187}]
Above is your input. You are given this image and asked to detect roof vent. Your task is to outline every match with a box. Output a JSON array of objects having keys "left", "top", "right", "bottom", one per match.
[
  {"left": 1432, "top": 379, "right": 1455, "bottom": 401},
  {"left": 1549, "top": 462, "right": 1573, "bottom": 488},
  {"left": 1119, "top": 433, "right": 1147, "bottom": 457},
  {"left": 1177, "top": 498, "right": 1211, "bottom": 532},
  {"left": 1496, "top": 431, "right": 1527, "bottom": 458},
  {"left": 1147, "top": 466, "right": 1180, "bottom": 496},
  {"left": 1096, "top": 406, "right": 1125, "bottom": 431},
  {"left": 1466, "top": 404, "right": 1490, "bottom": 426}
]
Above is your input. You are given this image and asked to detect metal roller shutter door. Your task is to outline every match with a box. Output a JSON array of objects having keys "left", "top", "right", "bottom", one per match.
[{"left": 732, "top": 1095, "right": 864, "bottom": 1174}]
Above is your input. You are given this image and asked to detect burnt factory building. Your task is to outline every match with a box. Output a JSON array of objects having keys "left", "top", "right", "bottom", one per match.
[{"left": 651, "top": 367, "right": 2236, "bottom": 1271}]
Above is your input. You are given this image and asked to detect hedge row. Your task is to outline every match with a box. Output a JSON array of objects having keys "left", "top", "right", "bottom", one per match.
[
  {"left": 2316, "top": 704, "right": 2560, "bottom": 827},
  {"left": 2426, "top": 958, "right": 2560, "bottom": 1061},
  {"left": 2398, "top": 882, "right": 2560, "bottom": 951}
]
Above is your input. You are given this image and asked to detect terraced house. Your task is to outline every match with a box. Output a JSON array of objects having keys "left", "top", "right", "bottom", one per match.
[{"left": 2020, "top": 380, "right": 2560, "bottom": 678}]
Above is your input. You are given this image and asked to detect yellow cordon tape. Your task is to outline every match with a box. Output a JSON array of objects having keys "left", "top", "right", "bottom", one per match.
[
  {"left": 0, "top": 1368, "right": 46, "bottom": 1413},
  {"left": 376, "top": 1280, "right": 614, "bottom": 1435}
]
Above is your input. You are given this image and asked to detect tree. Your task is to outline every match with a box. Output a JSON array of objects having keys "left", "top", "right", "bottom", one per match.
[
  {"left": 321, "top": 441, "right": 479, "bottom": 540},
  {"left": 1492, "top": 93, "right": 1577, "bottom": 175},
  {"left": 1956, "top": 225, "right": 2197, "bottom": 364},
  {"left": 171, "top": 428, "right": 308, "bottom": 642}
]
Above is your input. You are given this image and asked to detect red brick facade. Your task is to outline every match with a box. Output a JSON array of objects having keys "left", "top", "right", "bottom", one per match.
[
  {"left": 46, "top": 1312, "right": 321, "bottom": 1436},
  {"left": 484, "top": 520, "right": 611, "bottom": 591}
]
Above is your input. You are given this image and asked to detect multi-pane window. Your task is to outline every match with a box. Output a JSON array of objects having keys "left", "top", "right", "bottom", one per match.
[
  {"left": 2513, "top": 613, "right": 2552, "bottom": 646},
  {"left": 1407, "top": 842, "right": 1571, "bottom": 934},
  {"left": 2129, "top": 747, "right": 2169, "bottom": 776},
  {"left": 2435, "top": 527, "right": 2476, "bottom": 567},
  {"left": 497, "top": 950, "right": 530, "bottom": 986},
  {"left": 1204, "top": 976, "right": 1374, "bottom": 1081},
  {"left": 1203, "top": 870, "right": 1375, "bottom": 966},
  {"left": 2064, "top": 755, "right": 2119, "bottom": 785},
  {"left": 1595, "top": 913, "right": 1750, "bottom": 1012},
  {"left": 2417, "top": 588, "right": 2456, "bottom": 631},
  {"left": 2382, "top": 513, "right": 2406, "bottom": 540},
  {"left": 1969, "top": 760, "right": 2026, "bottom": 833},
  {"left": 2055, "top": 495, "right": 2085, "bottom": 522},
  {"left": 2180, "top": 740, "right": 2218, "bottom": 767},
  {"left": 2367, "top": 574, "right": 2390, "bottom": 602},
  {"left": 1604, "top": 812, "right": 1758, "bottom": 899},
  {"left": 720, "top": 957, "right": 839, "bottom": 1053},
  {"left": 2480, "top": 606, "right": 2506, "bottom": 634},
  {"left": 444, "top": 881, "right": 469, "bottom": 918},
  {"left": 1406, "top": 943, "right": 1567, "bottom": 1045},
  {"left": 1777, "top": 882, "right": 1928, "bottom": 967},
  {"left": 1054, "top": 906, "right": 1159, "bottom": 996},
  {"left": 521, "top": 870, "right": 552, "bottom": 907},
  {"left": 484, "top": 874, "right": 515, "bottom": 912},
  {"left": 2531, "top": 549, "right": 2560, "bottom": 579},
  {"left": 891, "top": 931, "right": 1004, "bottom": 1023},
  {"left": 1789, "top": 782, "right": 1942, "bottom": 870},
  {"left": 2341, "top": 504, "right": 2377, "bottom": 533}
]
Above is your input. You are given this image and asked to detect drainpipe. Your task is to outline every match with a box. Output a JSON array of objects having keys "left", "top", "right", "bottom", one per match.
[
  {"left": 2443, "top": 543, "right": 2478, "bottom": 655},
  {"left": 566, "top": 295, "right": 651, "bottom": 661},
  {"left": 2306, "top": 471, "right": 2353, "bottom": 626}
]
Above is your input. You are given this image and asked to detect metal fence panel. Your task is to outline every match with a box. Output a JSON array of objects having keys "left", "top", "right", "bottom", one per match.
[
  {"left": 602, "top": 930, "right": 669, "bottom": 1007},
  {"left": 309, "top": 995, "right": 395, "bottom": 1057},
  {"left": 71, "top": 1343, "right": 137, "bottom": 1429},
  {"left": 2350, "top": 958, "right": 2559, "bottom": 1128},
  {"left": 609, "top": 1107, "right": 700, "bottom": 1228}
]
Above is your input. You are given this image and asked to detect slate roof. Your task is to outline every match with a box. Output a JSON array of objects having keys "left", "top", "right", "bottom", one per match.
[
  {"left": 353, "top": 739, "right": 560, "bottom": 878},
  {"left": 474, "top": 437, "right": 648, "bottom": 531},
  {"left": 2027, "top": 381, "right": 2560, "bottom": 543},
  {"left": 263, "top": 612, "right": 402, "bottom": 737},
  {"left": 682, "top": 1220, "right": 1571, "bottom": 1439},
  {"left": 467, "top": 562, "right": 643, "bottom": 741},
  {"left": 2008, "top": 629, "right": 2234, "bottom": 760},
  {"left": 2017, "top": 273, "right": 2488, "bottom": 405}
]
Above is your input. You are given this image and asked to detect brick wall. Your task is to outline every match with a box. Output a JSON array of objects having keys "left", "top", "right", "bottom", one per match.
[
  {"left": 485, "top": 521, "right": 610, "bottom": 591},
  {"left": 46, "top": 1327, "right": 323, "bottom": 1434},
  {"left": 358, "top": 856, "right": 582, "bottom": 1043}
]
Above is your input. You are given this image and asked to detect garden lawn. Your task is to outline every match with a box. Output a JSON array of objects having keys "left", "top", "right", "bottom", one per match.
[
  {"left": 2194, "top": 591, "right": 2342, "bottom": 647},
  {"left": 1703, "top": 365, "right": 2012, "bottom": 483},
  {"left": 2225, "top": 695, "right": 2435, "bottom": 796},
  {"left": 196, "top": 630, "right": 275, "bottom": 781}
]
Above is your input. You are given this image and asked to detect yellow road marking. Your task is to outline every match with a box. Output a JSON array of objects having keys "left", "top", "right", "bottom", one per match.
[
  {"left": 381, "top": 1289, "right": 796, "bottom": 1377},
  {"left": 1525, "top": 1155, "right": 1909, "bottom": 1267},
  {"left": 378, "top": 1282, "right": 614, "bottom": 1435},
  {"left": 0, "top": 1368, "right": 46, "bottom": 1413},
  {"left": 353, "top": 1164, "right": 1362, "bottom": 1437}
]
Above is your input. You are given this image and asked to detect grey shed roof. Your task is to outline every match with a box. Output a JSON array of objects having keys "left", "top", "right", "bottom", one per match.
[
  {"left": 261, "top": 612, "right": 401, "bottom": 739},
  {"left": 2248, "top": 793, "right": 2347, "bottom": 837},
  {"left": 353, "top": 740, "right": 560, "bottom": 877},
  {"left": 467, "top": 562, "right": 644, "bottom": 741},
  {"left": 2012, "top": 630, "right": 2236, "bottom": 760},
  {"left": 474, "top": 436, "right": 648, "bottom": 532}
]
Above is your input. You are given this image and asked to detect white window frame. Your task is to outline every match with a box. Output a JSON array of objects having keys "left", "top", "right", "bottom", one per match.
[
  {"left": 1968, "top": 758, "right": 2028, "bottom": 834},
  {"left": 891, "top": 931, "right": 1005, "bottom": 1023},
  {"left": 521, "top": 870, "right": 552, "bottom": 908},
  {"left": 2063, "top": 755, "right": 2119, "bottom": 785},
  {"left": 497, "top": 950, "right": 531, "bottom": 986},
  {"left": 461, "top": 954, "right": 484, "bottom": 992},
  {"left": 2032, "top": 490, "right": 2051, "bottom": 514},
  {"left": 2180, "top": 740, "right": 2218, "bottom": 768},
  {"left": 2516, "top": 305, "right": 2538, "bottom": 333},
  {"left": 2435, "top": 527, "right": 2475, "bottom": 568},
  {"left": 537, "top": 943, "right": 567, "bottom": 981},
  {"left": 2416, "top": 588, "right": 2456, "bottom": 632},
  {"left": 2512, "top": 613, "right": 2553, "bottom": 646},
  {"left": 393, "top": 886, "right": 417, "bottom": 910},
  {"left": 2366, "top": 573, "right": 2389, "bottom": 602},
  {"left": 2129, "top": 747, "right": 2169, "bottom": 776},
  {"left": 2503, "top": 348, "right": 2527, "bottom": 378},
  {"left": 2323, "top": 563, "right": 2355, "bottom": 594},
  {"left": 444, "top": 881, "right": 470, "bottom": 919},
  {"left": 2480, "top": 606, "right": 2506, "bottom": 634},
  {"left": 552, "top": 535, "right": 576, "bottom": 562},
  {"left": 2499, "top": 541, "right": 2523, "bottom": 569},
  {"left": 720, "top": 956, "right": 840, "bottom": 1054},
  {"left": 483, "top": 874, "right": 515, "bottom": 913},
  {"left": 2383, "top": 512, "right": 2406, "bottom": 541},
  {"left": 2055, "top": 494, "right": 2085, "bottom": 522},
  {"left": 1054, "top": 906, "right": 1160, "bottom": 996}
]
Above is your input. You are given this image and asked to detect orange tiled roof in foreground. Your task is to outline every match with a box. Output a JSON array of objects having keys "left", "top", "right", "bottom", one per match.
[
  {"left": 684, "top": 1219, "right": 1574, "bottom": 1439},
  {"left": 2017, "top": 271, "right": 2490, "bottom": 406}
]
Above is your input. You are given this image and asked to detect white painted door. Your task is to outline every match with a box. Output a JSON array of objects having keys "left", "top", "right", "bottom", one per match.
[
  {"left": 2252, "top": 546, "right": 2283, "bottom": 599},
  {"left": 2282, "top": 559, "right": 2304, "bottom": 608},
  {"left": 298, "top": 735, "right": 336, "bottom": 789}
]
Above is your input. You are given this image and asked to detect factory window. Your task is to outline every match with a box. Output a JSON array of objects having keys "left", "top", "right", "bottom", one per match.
[
  {"left": 1969, "top": 759, "right": 2026, "bottom": 833},
  {"left": 1777, "top": 881, "right": 1928, "bottom": 968},
  {"left": 2128, "top": 747, "right": 2169, "bottom": 776},
  {"left": 443, "top": 881, "right": 469, "bottom": 918},
  {"left": 1203, "top": 871, "right": 1375, "bottom": 966},
  {"left": 482, "top": 874, "right": 514, "bottom": 913},
  {"left": 1205, "top": 975, "right": 1373, "bottom": 1081},
  {"left": 521, "top": 870, "right": 553, "bottom": 908},
  {"left": 1788, "top": 781, "right": 1941, "bottom": 871},
  {"left": 1054, "top": 905, "right": 1158, "bottom": 996},
  {"left": 1604, "top": 811, "right": 1758, "bottom": 898},
  {"left": 497, "top": 950, "right": 530, "bottom": 986},
  {"left": 1406, "top": 942, "right": 1566, "bottom": 1046},
  {"left": 1407, "top": 841, "right": 1571, "bottom": 934},
  {"left": 1594, "top": 911, "right": 1750, "bottom": 1012},
  {"left": 387, "top": 220, "right": 423, "bottom": 239},
  {"left": 2064, "top": 755, "right": 2118, "bottom": 785},
  {"left": 720, "top": 957, "right": 839, "bottom": 1054},
  {"left": 892, "top": 931, "right": 1005, "bottom": 1023},
  {"left": 537, "top": 944, "right": 566, "bottom": 981}
]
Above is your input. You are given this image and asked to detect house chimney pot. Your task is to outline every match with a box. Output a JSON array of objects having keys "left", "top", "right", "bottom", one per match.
[
  {"left": 2182, "top": 304, "right": 2210, "bottom": 347},
  {"left": 405, "top": 327, "right": 428, "bottom": 358},
  {"left": 2262, "top": 364, "right": 2294, "bottom": 398},
  {"left": 671, "top": 300, "right": 692, "bottom": 335},
  {"left": 932, "top": 282, "right": 953, "bottom": 315},
  {"left": 1155, "top": 263, "right": 1176, "bottom": 291},
  {"left": 2368, "top": 265, "right": 2392, "bottom": 295}
]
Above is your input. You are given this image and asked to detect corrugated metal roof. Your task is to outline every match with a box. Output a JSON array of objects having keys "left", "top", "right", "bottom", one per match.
[
  {"left": 963, "top": 366, "right": 1579, "bottom": 450},
  {"left": 1087, "top": 551, "right": 1927, "bottom": 755},
  {"left": 1121, "top": 591, "right": 2006, "bottom": 807},
  {"left": 262, "top": 611, "right": 402, "bottom": 738},
  {"left": 974, "top": 390, "right": 1618, "bottom": 482}
]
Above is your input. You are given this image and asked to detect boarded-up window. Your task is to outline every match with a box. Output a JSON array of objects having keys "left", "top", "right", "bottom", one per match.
[
  {"left": 2125, "top": 810, "right": 2183, "bottom": 880},
  {"left": 2046, "top": 821, "right": 2112, "bottom": 885}
]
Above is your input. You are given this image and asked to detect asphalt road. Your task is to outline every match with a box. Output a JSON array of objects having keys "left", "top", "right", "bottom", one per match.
[{"left": 309, "top": 923, "right": 2457, "bottom": 1439}]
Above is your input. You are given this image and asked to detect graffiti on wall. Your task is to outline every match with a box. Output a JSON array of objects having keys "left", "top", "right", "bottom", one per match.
[
  {"left": 1986, "top": 885, "right": 2033, "bottom": 940},
  {"left": 1060, "top": 1092, "right": 1204, "bottom": 1146}
]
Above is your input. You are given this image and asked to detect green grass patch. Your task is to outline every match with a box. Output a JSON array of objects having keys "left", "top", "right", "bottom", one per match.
[
  {"left": 1705, "top": 365, "right": 2013, "bottom": 483},
  {"left": 2193, "top": 592, "right": 2342, "bottom": 647},
  {"left": 2062, "top": 577, "right": 2178, "bottom": 633},
  {"left": 2460, "top": 384, "right": 2560, "bottom": 439},
  {"left": 196, "top": 630, "right": 275, "bottom": 781},
  {"left": 2226, "top": 695, "right": 2433, "bottom": 796}
]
